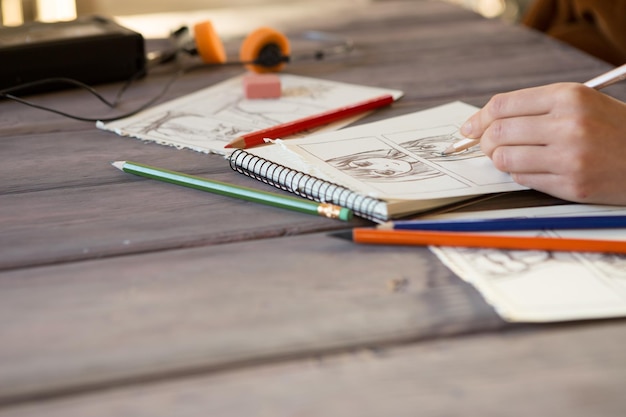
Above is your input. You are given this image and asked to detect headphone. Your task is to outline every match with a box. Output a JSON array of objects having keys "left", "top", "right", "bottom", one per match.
[{"left": 154, "top": 20, "right": 353, "bottom": 73}]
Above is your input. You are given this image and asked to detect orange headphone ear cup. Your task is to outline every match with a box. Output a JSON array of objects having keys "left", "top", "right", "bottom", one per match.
[
  {"left": 239, "top": 27, "right": 291, "bottom": 73},
  {"left": 193, "top": 21, "right": 227, "bottom": 64}
]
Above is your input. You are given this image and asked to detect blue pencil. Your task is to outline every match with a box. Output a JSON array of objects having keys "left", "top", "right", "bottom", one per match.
[{"left": 383, "top": 215, "right": 626, "bottom": 232}]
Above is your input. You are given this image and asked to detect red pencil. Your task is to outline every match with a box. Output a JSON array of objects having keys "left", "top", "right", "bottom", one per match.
[
  {"left": 224, "top": 94, "right": 395, "bottom": 149},
  {"left": 332, "top": 228, "right": 626, "bottom": 254}
]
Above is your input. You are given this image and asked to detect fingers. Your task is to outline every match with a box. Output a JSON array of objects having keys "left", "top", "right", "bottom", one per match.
[
  {"left": 461, "top": 83, "right": 626, "bottom": 206},
  {"left": 478, "top": 113, "right": 562, "bottom": 157},
  {"left": 461, "top": 84, "right": 572, "bottom": 139},
  {"left": 508, "top": 172, "right": 566, "bottom": 198},
  {"left": 488, "top": 138, "right": 599, "bottom": 203},
  {"left": 489, "top": 144, "right": 551, "bottom": 175}
]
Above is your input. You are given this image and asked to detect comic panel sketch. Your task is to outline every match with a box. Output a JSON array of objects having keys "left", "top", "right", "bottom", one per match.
[
  {"left": 383, "top": 125, "right": 512, "bottom": 186},
  {"left": 108, "top": 77, "right": 333, "bottom": 147},
  {"left": 425, "top": 204, "right": 626, "bottom": 320},
  {"left": 432, "top": 233, "right": 626, "bottom": 321},
  {"left": 298, "top": 136, "right": 470, "bottom": 195},
  {"left": 449, "top": 231, "right": 574, "bottom": 279},
  {"left": 554, "top": 225, "right": 626, "bottom": 293},
  {"left": 440, "top": 228, "right": 626, "bottom": 284},
  {"left": 99, "top": 74, "right": 402, "bottom": 154},
  {"left": 579, "top": 252, "right": 626, "bottom": 292}
]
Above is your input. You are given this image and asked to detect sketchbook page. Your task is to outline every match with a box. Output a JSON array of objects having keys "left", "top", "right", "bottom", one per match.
[
  {"left": 252, "top": 101, "right": 528, "bottom": 201},
  {"left": 427, "top": 204, "right": 626, "bottom": 322},
  {"left": 96, "top": 73, "right": 403, "bottom": 155}
]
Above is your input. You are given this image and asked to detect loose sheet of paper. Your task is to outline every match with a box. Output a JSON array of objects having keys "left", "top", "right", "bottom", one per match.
[
  {"left": 97, "top": 73, "right": 403, "bottom": 155},
  {"left": 426, "top": 204, "right": 626, "bottom": 322}
]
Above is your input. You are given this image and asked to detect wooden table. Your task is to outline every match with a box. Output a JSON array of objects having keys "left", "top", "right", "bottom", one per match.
[{"left": 2, "top": 1, "right": 625, "bottom": 415}]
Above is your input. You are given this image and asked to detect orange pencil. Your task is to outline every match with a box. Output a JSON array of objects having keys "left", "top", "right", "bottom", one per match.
[
  {"left": 225, "top": 94, "right": 395, "bottom": 149},
  {"left": 331, "top": 228, "right": 626, "bottom": 254}
]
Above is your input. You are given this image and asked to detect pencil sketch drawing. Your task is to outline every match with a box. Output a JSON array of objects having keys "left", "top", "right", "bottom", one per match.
[
  {"left": 324, "top": 127, "right": 482, "bottom": 183},
  {"left": 118, "top": 92, "right": 328, "bottom": 146},
  {"left": 457, "top": 247, "right": 554, "bottom": 276},
  {"left": 441, "top": 229, "right": 626, "bottom": 279},
  {"left": 326, "top": 147, "right": 442, "bottom": 182},
  {"left": 306, "top": 125, "right": 481, "bottom": 189},
  {"left": 383, "top": 125, "right": 483, "bottom": 162},
  {"left": 98, "top": 74, "right": 402, "bottom": 154},
  {"left": 420, "top": 204, "right": 626, "bottom": 322},
  {"left": 582, "top": 252, "right": 626, "bottom": 280}
]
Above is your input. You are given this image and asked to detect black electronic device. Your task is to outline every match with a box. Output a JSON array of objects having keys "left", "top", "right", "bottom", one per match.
[{"left": 0, "top": 16, "right": 146, "bottom": 93}]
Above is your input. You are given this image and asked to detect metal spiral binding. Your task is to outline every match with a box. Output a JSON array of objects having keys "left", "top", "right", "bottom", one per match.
[{"left": 228, "top": 149, "right": 386, "bottom": 222}]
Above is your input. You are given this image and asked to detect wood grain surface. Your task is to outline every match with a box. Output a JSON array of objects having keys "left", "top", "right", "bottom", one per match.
[{"left": 1, "top": 0, "right": 625, "bottom": 415}]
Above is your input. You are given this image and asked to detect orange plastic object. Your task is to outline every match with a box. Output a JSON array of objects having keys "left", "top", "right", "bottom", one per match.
[
  {"left": 243, "top": 73, "right": 281, "bottom": 99},
  {"left": 193, "top": 21, "right": 227, "bottom": 64},
  {"left": 239, "top": 27, "right": 290, "bottom": 73}
]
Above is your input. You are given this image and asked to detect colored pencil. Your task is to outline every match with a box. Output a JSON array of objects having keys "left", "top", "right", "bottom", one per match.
[
  {"left": 584, "top": 63, "right": 626, "bottom": 90},
  {"left": 112, "top": 161, "right": 352, "bottom": 221},
  {"left": 441, "top": 63, "right": 626, "bottom": 155},
  {"left": 331, "top": 228, "right": 626, "bottom": 254},
  {"left": 224, "top": 94, "right": 395, "bottom": 149},
  {"left": 382, "top": 215, "right": 626, "bottom": 232}
]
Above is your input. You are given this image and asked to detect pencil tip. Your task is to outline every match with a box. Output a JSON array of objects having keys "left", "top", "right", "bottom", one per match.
[
  {"left": 225, "top": 137, "right": 247, "bottom": 149},
  {"left": 112, "top": 161, "right": 125, "bottom": 170},
  {"left": 328, "top": 230, "right": 354, "bottom": 241}
]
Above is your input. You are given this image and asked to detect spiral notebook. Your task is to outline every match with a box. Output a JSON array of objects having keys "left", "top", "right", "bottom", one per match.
[{"left": 228, "top": 101, "right": 529, "bottom": 222}]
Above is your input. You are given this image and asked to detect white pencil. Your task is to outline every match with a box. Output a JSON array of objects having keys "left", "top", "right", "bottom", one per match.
[
  {"left": 585, "top": 63, "right": 626, "bottom": 89},
  {"left": 442, "top": 63, "right": 626, "bottom": 155}
]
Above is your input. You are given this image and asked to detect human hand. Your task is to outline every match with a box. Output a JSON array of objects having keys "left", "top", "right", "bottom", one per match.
[{"left": 461, "top": 83, "right": 626, "bottom": 205}]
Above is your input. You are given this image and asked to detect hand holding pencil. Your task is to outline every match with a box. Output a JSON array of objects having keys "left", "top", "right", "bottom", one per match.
[
  {"left": 442, "top": 63, "right": 626, "bottom": 156},
  {"left": 442, "top": 64, "right": 626, "bottom": 207}
]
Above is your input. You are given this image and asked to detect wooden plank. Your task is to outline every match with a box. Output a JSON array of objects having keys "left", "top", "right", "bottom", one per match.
[
  {"left": 0, "top": 231, "right": 503, "bottom": 404},
  {"left": 0, "top": 127, "right": 380, "bottom": 270},
  {"left": 2, "top": 1, "right": 625, "bottom": 414},
  {"left": 1, "top": 319, "right": 624, "bottom": 416},
  {"left": 0, "top": 172, "right": 367, "bottom": 270},
  {"left": 0, "top": 129, "right": 234, "bottom": 194}
]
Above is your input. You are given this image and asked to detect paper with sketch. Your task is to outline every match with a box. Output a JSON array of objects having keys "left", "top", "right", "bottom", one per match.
[
  {"left": 426, "top": 204, "right": 626, "bottom": 322},
  {"left": 245, "top": 101, "right": 529, "bottom": 219},
  {"left": 97, "top": 73, "right": 403, "bottom": 155}
]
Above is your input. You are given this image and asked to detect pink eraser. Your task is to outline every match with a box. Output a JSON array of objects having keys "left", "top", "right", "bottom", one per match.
[{"left": 243, "top": 73, "right": 281, "bottom": 99}]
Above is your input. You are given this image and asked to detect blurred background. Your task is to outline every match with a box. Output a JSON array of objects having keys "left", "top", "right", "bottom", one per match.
[{"left": 2, "top": 0, "right": 535, "bottom": 31}]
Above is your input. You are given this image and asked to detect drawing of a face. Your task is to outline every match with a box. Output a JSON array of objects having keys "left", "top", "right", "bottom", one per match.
[
  {"left": 326, "top": 148, "right": 441, "bottom": 182},
  {"left": 582, "top": 253, "right": 626, "bottom": 278},
  {"left": 469, "top": 249, "right": 552, "bottom": 276},
  {"left": 347, "top": 157, "right": 413, "bottom": 177},
  {"left": 402, "top": 135, "right": 482, "bottom": 161},
  {"left": 411, "top": 137, "right": 453, "bottom": 157}
]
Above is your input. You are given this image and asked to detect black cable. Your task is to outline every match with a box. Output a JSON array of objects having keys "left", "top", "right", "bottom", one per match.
[
  {"left": 0, "top": 66, "right": 186, "bottom": 122},
  {"left": 1, "top": 60, "right": 253, "bottom": 122}
]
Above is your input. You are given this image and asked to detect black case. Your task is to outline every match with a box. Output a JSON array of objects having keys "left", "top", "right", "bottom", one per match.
[{"left": 0, "top": 16, "right": 146, "bottom": 93}]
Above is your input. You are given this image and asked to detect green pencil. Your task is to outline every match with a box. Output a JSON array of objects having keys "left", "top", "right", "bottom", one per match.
[{"left": 112, "top": 161, "right": 352, "bottom": 221}]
